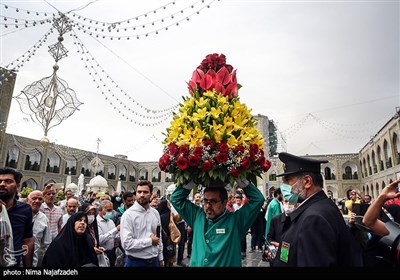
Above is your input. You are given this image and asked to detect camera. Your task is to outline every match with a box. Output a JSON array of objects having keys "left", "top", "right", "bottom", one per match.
[{"left": 379, "top": 220, "right": 400, "bottom": 265}]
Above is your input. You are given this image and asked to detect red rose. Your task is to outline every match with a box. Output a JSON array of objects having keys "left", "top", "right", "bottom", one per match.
[
  {"left": 230, "top": 168, "right": 240, "bottom": 178},
  {"left": 158, "top": 154, "right": 170, "bottom": 171},
  {"left": 240, "top": 157, "right": 251, "bottom": 170},
  {"left": 261, "top": 160, "right": 272, "bottom": 172},
  {"left": 176, "top": 156, "right": 189, "bottom": 170},
  {"left": 203, "top": 140, "right": 214, "bottom": 149},
  {"left": 249, "top": 144, "right": 259, "bottom": 154},
  {"left": 158, "top": 158, "right": 167, "bottom": 171},
  {"left": 234, "top": 145, "right": 245, "bottom": 154},
  {"left": 193, "top": 146, "right": 204, "bottom": 157},
  {"left": 178, "top": 145, "right": 190, "bottom": 156},
  {"left": 217, "top": 142, "right": 229, "bottom": 154},
  {"left": 168, "top": 143, "right": 179, "bottom": 156},
  {"left": 214, "top": 152, "right": 228, "bottom": 163},
  {"left": 188, "top": 154, "right": 200, "bottom": 167},
  {"left": 201, "top": 160, "right": 214, "bottom": 172}
]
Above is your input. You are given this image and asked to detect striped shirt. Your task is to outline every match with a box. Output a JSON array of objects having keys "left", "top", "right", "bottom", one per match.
[{"left": 40, "top": 203, "right": 63, "bottom": 240}]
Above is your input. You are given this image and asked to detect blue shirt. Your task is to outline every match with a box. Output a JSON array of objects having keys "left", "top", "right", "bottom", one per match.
[{"left": 8, "top": 199, "right": 33, "bottom": 266}]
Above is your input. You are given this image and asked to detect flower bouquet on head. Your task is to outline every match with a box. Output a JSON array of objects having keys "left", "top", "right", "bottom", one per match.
[{"left": 159, "top": 53, "right": 272, "bottom": 188}]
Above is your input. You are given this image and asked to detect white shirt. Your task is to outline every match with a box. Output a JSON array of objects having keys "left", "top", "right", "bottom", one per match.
[
  {"left": 32, "top": 211, "right": 51, "bottom": 267},
  {"left": 120, "top": 202, "right": 163, "bottom": 261},
  {"left": 59, "top": 199, "right": 67, "bottom": 214},
  {"left": 61, "top": 213, "right": 71, "bottom": 228},
  {"left": 96, "top": 215, "right": 119, "bottom": 251}
]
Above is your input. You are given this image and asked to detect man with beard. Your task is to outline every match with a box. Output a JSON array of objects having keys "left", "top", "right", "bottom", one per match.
[
  {"left": 120, "top": 180, "right": 163, "bottom": 267},
  {"left": 0, "top": 167, "right": 34, "bottom": 267},
  {"left": 170, "top": 178, "right": 265, "bottom": 267},
  {"left": 272, "top": 152, "right": 363, "bottom": 267},
  {"left": 61, "top": 198, "right": 79, "bottom": 228}
]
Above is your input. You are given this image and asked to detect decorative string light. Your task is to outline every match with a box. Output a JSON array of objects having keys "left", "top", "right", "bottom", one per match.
[
  {"left": 280, "top": 113, "right": 393, "bottom": 141},
  {"left": 0, "top": 3, "right": 56, "bottom": 18},
  {"left": 71, "top": 32, "right": 177, "bottom": 115},
  {"left": 12, "top": 135, "right": 44, "bottom": 154},
  {"left": 4, "top": 28, "right": 54, "bottom": 70},
  {"left": 70, "top": 32, "right": 178, "bottom": 125},
  {"left": 52, "top": 142, "right": 93, "bottom": 161},
  {"left": 310, "top": 114, "right": 391, "bottom": 140},
  {"left": 68, "top": 1, "right": 179, "bottom": 27},
  {"left": 0, "top": 16, "right": 48, "bottom": 29},
  {"left": 1, "top": 1, "right": 217, "bottom": 128},
  {"left": 281, "top": 114, "right": 312, "bottom": 139},
  {"left": 69, "top": 0, "right": 217, "bottom": 40},
  {"left": 122, "top": 134, "right": 162, "bottom": 155}
]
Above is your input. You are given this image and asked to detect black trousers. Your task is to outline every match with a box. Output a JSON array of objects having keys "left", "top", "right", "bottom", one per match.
[
  {"left": 176, "top": 222, "right": 186, "bottom": 264},
  {"left": 105, "top": 249, "right": 116, "bottom": 267}
]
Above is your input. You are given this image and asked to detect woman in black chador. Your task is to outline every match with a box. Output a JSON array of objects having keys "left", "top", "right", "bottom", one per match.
[{"left": 42, "top": 211, "right": 98, "bottom": 267}]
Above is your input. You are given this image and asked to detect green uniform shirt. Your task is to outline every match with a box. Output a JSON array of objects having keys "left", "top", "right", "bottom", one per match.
[
  {"left": 265, "top": 198, "right": 282, "bottom": 237},
  {"left": 170, "top": 182, "right": 264, "bottom": 267}
]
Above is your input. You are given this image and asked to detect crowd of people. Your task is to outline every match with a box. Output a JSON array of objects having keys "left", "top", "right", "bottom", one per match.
[{"left": 1, "top": 150, "right": 399, "bottom": 268}]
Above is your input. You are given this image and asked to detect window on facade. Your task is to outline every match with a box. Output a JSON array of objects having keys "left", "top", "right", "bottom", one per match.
[
  {"left": 371, "top": 151, "right": 377, "bottom": 173},
  {"left": 165, "top": 173, "right": 173, "bottom": 182},
  {"left": 5, "top": 146, "right": 19, "bottom": 168},
  {"left": 22, "top": 178, "right": 38, "bottom": 191},
  {"left": 129, "top": 167, "right": 136, "bottom": 182},
  {"left": 24, "top": 151, "right": 41, "bottom": 171},
  {"left": 324, "top": 167, "right": 332, "bottom": 180},
  {"left": 152, "top": 168, "right": 161, "bottom": 182},
  {"left": 383, "top": 140, "right": 392, "bottom": 168},
  {"left": 46, "top": 151, "right": 61, "bottom": 174},
  {"left": 139, "top": 168, "right": 148, "bottom": 180},
  {"left": 393, "top": 133, "right": 400, "bottom": 165},
  {"left": 119, "top": 164, "right": 127, "bottom": 181},
  {"left": 81, "top": 158, "right": 91, "bottom": 177},
  {"left": 65, "top": 159, "right": 77, "bottom": 175},
  {"left": 108, "top": 165, "right": 116, "bottom": 180},
  {"left": 344, "top": 166, "right": 352, "bottom": 180}
]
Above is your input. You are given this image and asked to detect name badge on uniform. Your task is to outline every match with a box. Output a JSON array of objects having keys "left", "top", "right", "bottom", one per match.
[
  {"left": 280, "top": 241, "right": 290, "bottom": 263},
  {"left": 216, "top": 228, "right": 225, "bottom": 234}
]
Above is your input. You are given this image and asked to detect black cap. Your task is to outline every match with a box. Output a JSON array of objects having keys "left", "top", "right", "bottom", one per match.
[{"left": 277, "top": 152, "right": 328, "bottom": 177}]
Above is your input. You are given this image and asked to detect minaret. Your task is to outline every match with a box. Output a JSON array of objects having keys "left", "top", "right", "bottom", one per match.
[{"left": 0, "top": 68, "right": 17, "bottom": 165}]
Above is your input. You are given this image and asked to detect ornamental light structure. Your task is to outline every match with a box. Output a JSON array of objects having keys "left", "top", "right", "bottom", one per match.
[{"left": 14, "top": 13, "right": 83, "bottom": 142}]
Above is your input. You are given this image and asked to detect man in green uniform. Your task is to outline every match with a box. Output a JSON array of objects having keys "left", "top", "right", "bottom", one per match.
[{"left": 169, "top": 178, "right": 264, "bottom": 267}]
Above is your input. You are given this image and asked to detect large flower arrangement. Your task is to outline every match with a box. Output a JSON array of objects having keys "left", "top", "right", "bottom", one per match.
[{"left": 159, "top": 53, "right": 272, "bottom": 187}]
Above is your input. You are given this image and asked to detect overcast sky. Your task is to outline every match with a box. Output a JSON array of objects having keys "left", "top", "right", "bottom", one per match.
[{"left": 1, "top": 0, "right": 399, "bottom": 162}]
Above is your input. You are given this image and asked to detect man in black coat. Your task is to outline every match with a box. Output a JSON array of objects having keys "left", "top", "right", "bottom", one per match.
[{"left": 272, "top": 152, "right": 363, "bottom": 267}]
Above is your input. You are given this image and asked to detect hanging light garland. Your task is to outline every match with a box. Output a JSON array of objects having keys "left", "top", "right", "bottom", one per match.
[
  {"left": 1, "top": 28, "right": 54, "bottom": 84},
  {"left": 69, "top": 0, "right": 218, "bottom": 40},
  {"left": 11, "top": 135, "right": 44, "bottom": 154},
  {"left": 122, "top": 134, "right": 162, "bottom": 155},
  {"left": 52, "top": 142, "right": 93, "bottom": 162},
  {"left": 1, "top": 1, "right": 218, "bottom": 127},
  {"left": 310, "top": 113, "right": 392, "bottom": 140},
  {"left": 70, "top": 32, "right": 177, "bottom": 125}
]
